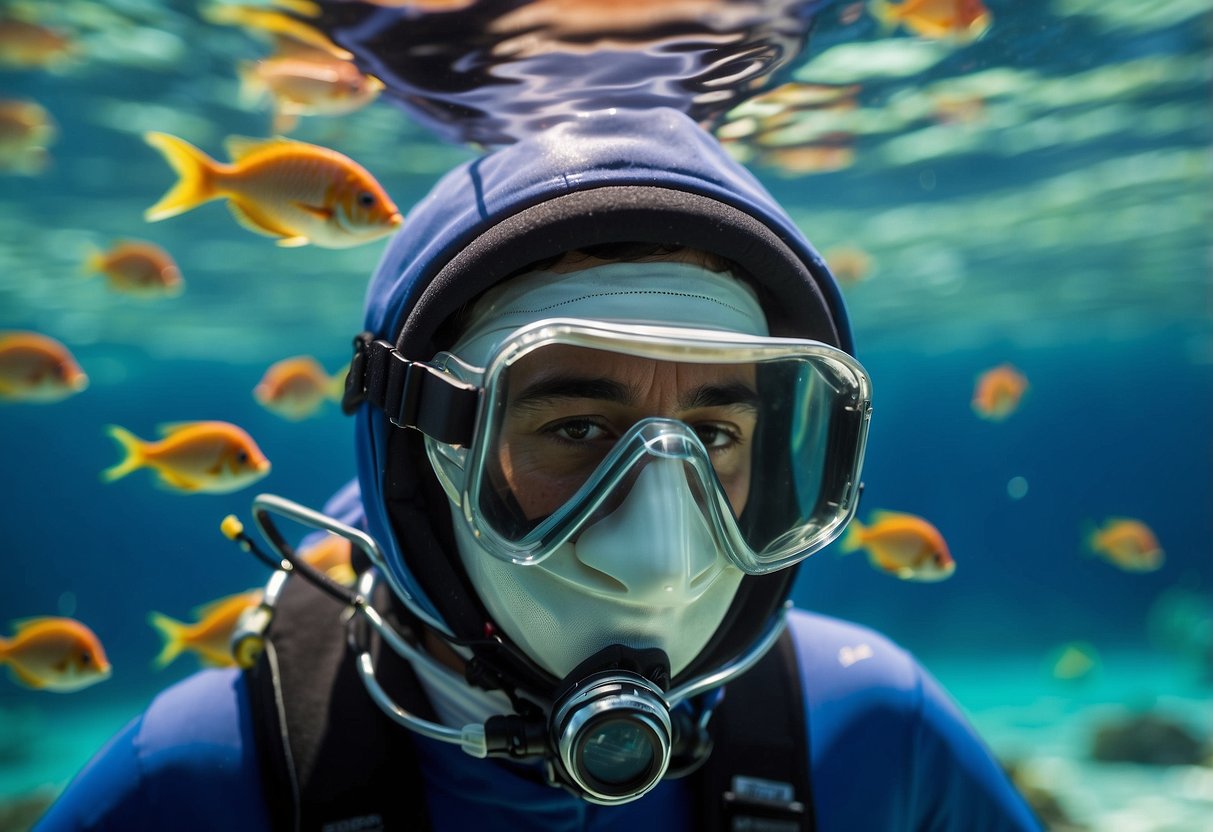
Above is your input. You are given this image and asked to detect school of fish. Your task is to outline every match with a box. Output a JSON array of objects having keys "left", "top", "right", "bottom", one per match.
[{"left": 0, "top": 0, "right": 1174, "bottom": 696}]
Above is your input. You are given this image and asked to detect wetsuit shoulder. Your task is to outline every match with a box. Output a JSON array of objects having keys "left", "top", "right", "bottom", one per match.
[
  {"left": 786, "top": 609, "right": 1041, "bottom": 831},
  {"left": 35, "top": 668, "right": 271, "bottom": 831}
]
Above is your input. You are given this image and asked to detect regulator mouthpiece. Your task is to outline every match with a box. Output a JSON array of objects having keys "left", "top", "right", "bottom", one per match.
[{"left": 551, "top": 670, "right": 673, "bottom": 804}]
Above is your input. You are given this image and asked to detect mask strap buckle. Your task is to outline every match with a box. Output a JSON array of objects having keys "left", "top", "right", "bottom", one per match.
[{"left": 340, "top": 331, "right": 481, "bottom": 445}]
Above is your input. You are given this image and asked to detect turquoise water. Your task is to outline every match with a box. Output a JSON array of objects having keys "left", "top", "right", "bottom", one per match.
[{"left": 2, "top": 0, "right": 1211, "bottom": 829}]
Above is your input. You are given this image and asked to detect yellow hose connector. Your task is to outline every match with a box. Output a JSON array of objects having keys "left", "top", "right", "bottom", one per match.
[{"left": 220, "top": 514, "right": 245, "bottom": 541}]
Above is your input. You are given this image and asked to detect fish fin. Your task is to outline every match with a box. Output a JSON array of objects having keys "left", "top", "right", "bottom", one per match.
[
  {"left": 840, "top": 518, "right": 865, "bottom": 553},
  {"left": 226, "top": 196, "right": 306, "bottom": 243},
  {"left": 293, "top": 201, "right": 332, "bottom": 220},
  {"left": 155, "top": 421, "right": 199, "bottom": 437},
  {"left": 147, "top": 612, "right": 189, "bottom": 668},
  {"left": 224, "top": 134, "right": 304, "bottom": 162},
  {"left": 192, "top": 590, "right": 260, "bottom": 619},
  {"left": 867, "top": 0, "right": 900, "bottom": 34},
  {"left": 326, "top": 363, "right": 350, "bottom": 402},
  {"left": 276, "top": 235, "right": 312, "bottom": 248},
  {"left": 155, "top": 468, "right": 201, "bottom": 493},
  {"left": 101, "top": 425, "right": 147, "bottom": 482},
  {"left": 143, "top": 132, "right": 222, "bottom": 221},
  {"left": 869, "top": 509, "right": 914, "bottom": 523},
  {"left": 6, "top": 662, "right": 46, "bottom": 689},
  {"left": 271, "top": 107, "right": 300, "bottom": 135},
  {"left": 81, "top": 244, "right": 105, "bottom": 277},
  {"left": 235, "top": 62, "right": 267, "bottom": 109}
]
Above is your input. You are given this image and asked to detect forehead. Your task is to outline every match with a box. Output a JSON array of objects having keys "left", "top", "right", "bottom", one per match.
[{"left": 507, "top": 344, "right": 755, "bottom": 389}]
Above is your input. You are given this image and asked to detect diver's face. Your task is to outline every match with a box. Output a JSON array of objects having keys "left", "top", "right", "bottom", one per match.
[{"left": 497, "top": 345, "right": 759, "bottom": 520}]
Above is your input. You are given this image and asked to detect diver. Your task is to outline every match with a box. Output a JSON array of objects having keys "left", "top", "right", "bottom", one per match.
[{"left": 36, "top": 107, "right": 1041, "bottom": 830}]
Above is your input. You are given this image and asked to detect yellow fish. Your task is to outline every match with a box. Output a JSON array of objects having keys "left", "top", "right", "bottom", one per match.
[
  {"left": 842, "top": 510, "right": 956, "bottom": 581},
  {"left": 149, "top": 590, "right": 263, "bottom": 668},
  {"left": 0, "top": 18, "right": 76, "bottom": 69},
  {"left": 201, "top": 4, "right": 351, "bottom": 59},
  {"left": 0, "top": 98, "right": 55, "bottom": 175},
  {"left": 84, "top": 239, "right": 184, "bottom": 297},
  {"left": 239, "top": 54, "right": 385, "bottom": 134},
  {"left": 1086, "top": 518, "right": 1163, "bottom": 573},
  {"left": 0, "top": 617, "right": 111, "bottom": 692},
  {"left": 102, "top": 421, "right": 271, "bottom": 494},
  {"left": 972, "top": 363, "right": 1027, "bottom": 421},
  {"left": 869, "top": 0, "right": 992, "bottom": 41},
  {"left": 143, "top": 132, "right": 402, "bottom": 248},
  {"left": 0, "top": 330, "right": 87, "bottom": 402},
  {"left": 253, "top": 355, "right": 345, "bottom": 420},
  {"left": 299, "top": 534, "right": 356, "bottom": 586}
]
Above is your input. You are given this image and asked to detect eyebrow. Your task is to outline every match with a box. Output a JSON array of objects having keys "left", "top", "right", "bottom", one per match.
[{"left": 509, "top": 376, "right": 759, "bottom": 413}]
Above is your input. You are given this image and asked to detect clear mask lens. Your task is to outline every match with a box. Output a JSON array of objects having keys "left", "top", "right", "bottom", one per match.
[{"left": 425, "top": 321, "right": 870, "bottom": 575}]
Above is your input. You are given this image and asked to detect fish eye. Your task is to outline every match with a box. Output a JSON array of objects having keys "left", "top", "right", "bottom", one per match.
[
  {"left": 237, "top": 450, "right": 249, "bottom": 464},
  {"left": 80, "top": 651, "right": 91, "bottom": 665},
  {"left": 356, "top": 191, "right": 376, "bottom": 208}
]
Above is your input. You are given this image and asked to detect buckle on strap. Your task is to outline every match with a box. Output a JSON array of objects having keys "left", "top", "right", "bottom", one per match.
[{"left": 341, "top": 331, "right": 479, "bottom": 446}]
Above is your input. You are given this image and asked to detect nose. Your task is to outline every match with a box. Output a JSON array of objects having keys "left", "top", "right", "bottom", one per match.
[{"left": 573, "top": 458, "right": 722, "bottom": 605}]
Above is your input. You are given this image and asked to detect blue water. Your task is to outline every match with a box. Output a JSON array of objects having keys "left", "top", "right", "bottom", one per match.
[{"left": 2, "top": 0, "right": 1211, "bottom": 828}]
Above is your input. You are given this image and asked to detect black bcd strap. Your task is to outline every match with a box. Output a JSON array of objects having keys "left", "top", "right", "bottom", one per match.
[{"left": 248, "top": 573, "right": 814, "bottom": 830}]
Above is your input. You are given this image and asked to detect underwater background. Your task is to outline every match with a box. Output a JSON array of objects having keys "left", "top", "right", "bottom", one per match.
[{"left": 1, "top": 0, "right": 1210, "bottom": 829}]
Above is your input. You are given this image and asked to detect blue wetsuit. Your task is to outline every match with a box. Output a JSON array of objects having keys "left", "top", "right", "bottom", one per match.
[{"left": 37, "top": 609, "right": 1040, "bottom": 830}]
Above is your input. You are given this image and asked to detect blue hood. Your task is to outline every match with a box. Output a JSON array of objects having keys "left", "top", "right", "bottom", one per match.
[{"left": 354, "top": 107, "right": 852, "bottom": 676}]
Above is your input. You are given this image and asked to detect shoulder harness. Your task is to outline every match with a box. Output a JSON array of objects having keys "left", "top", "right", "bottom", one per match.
[{"left": 246, "top": 573, "right": 815, "bottom": 831}]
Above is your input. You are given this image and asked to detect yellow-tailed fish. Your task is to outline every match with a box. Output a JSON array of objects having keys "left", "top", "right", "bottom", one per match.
[
  {"left": 83, "top": 239, "right": 183, "bottom": 297},
  {"left": 0, "top": 330, "right": 87, "bottom": 402},
  {"left": 102, "top": 420, "right": 271, "bottom": 494},
  {"left": 0, "top": 98, "right": 55, "bottom": 174},
  {"left": 143, "top": 132, "right": 402, "bottom": 248},
  {"left": 842, "top": 510, "right": 956, "bottom": 581},
  {"left": 254, "top": 355, "right": 345, "bottom": 420},
  {"left": 869, "top": 0, "right": 992, "bottom": 41},
  {"left": 238, "top": 54, "right": 384, "bottom": 134},
  {"left": 0, "top": 617, "right": 111, "bottom": 692},
  {"left": 972, "top": 363, "right": 1027, "bottom": 421},
  {"left": 299, "top": 534, "right": 356, "bottom": 586},
  {"left": 149, "top": 590, "right": 263, "bottom": 668},
  {"left": 1086, "top": 518, "right": 1164, "bottom": 573}
]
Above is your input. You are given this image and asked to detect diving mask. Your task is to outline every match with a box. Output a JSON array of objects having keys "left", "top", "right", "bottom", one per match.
[{"left": 424, "top": 318, "right": 872, "bottom": 576}]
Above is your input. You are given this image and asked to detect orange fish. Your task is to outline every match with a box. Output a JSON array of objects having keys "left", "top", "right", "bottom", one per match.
[
  {"left": 0, "top": 98, "right": 55, "bottom": 175},
  {"left": 102, "top": 421, "right": 271, "bottom": 494},
  {"left": 0, "top": 18, "right": 76, "bottom": 69},
  {"left": 1086, "top": 518, "right": 1163, "bottom": 573},
  {"left": 239, "top": 54, "right": 385, "bottom": 134},
  {"left": 143, "top": 132, "right": 402, "bottom": 248},
  {"left": 824, "top": 246, "right": 874, "bottom": 286},
  {"left": 869, "top": 0, "right": 991, "bottom": 40},
  {"left": 84, "top": 240, "right": 184, "bottom": 297},
  {"left": 0, "top": 617, "right": 111, "bottom": 692},
  {"left": 759, "top": 143, "right": 856, "bottom": 176},
  {"left": 148, "top": 589, "right": 263, "bottom": 668},
  {"left": 201, "top": 4, "right": 352, "bottom": 59},
  {"left": 972, "top": 363, "right": 1028, "bottom": 421},
  {"left": 0, "top": 331, "right": 88, "bottom": 402},
  {"left": 842, "top": 510, "right": 956, "bottom": 581},
  {"left": 299, "top": 534, "right": 356, "bottom": 586},
  {"left": 254, "top": 355, "right": 345, "bottom": 420}
]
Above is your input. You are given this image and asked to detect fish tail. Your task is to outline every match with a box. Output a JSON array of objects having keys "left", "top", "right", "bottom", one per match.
[
  {"left": 326, "top": 364, "right": 350, "bottom": 402},
  {"left": 867, "top": 0, "right": 899, "bottom": 32},
  {"left": 101, "top": 425, "right": 147, "bottom": 482},
  {"left": 840, "top": 517, "right": 865, "bottom": 553},
  {"left": 143, "top": 132, "right": 222, "bottom": 222},
  {"left": 1080, "top": 520, "right": 1099, "bottom": 555},
  {"left": 147, "top": 612, "right": 189, "bottom": 668},
  {"left": 81, "top": 244, "right": 105, "bottom": 277}
]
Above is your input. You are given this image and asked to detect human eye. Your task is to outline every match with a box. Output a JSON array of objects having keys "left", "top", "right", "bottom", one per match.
[
  {"left": 693, "top": 422, "right": 743, "bottom": 451},
  {"left": 543, "top": 418, "right": 612, "bottom": 444}
]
